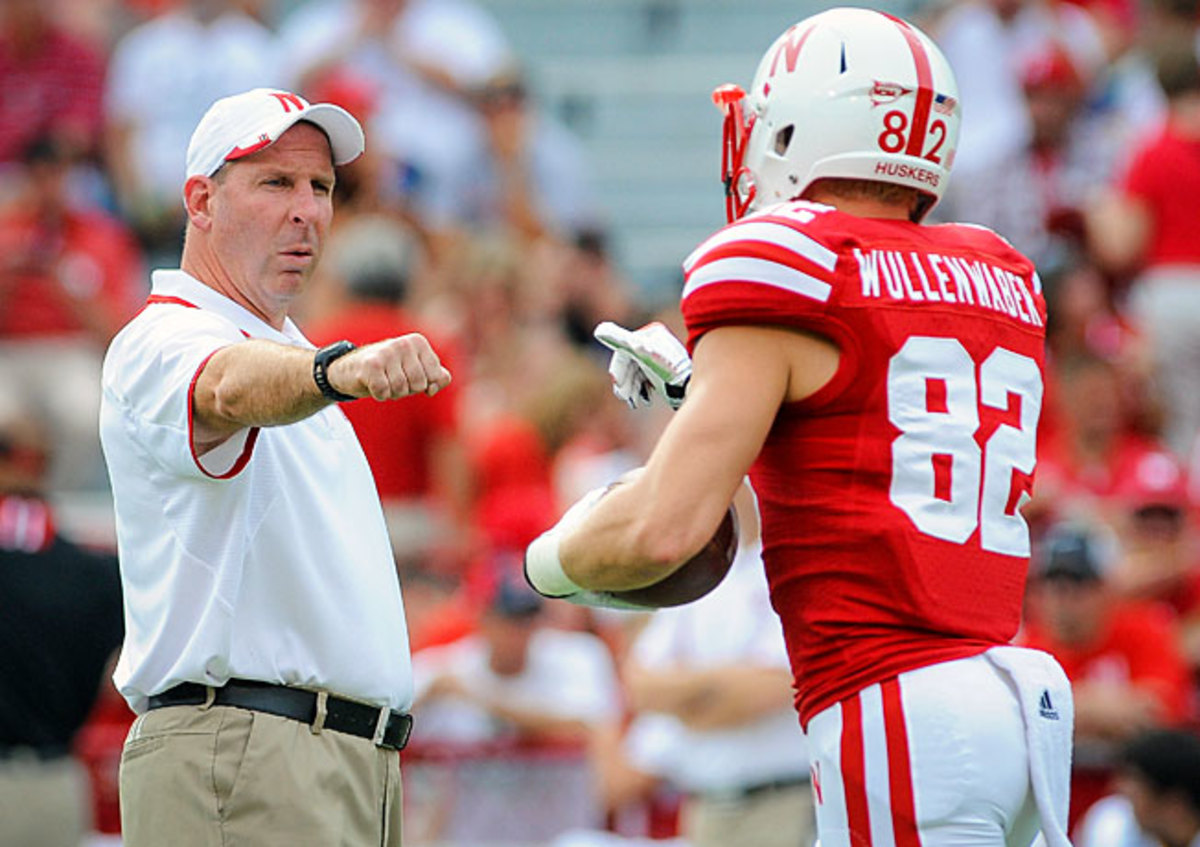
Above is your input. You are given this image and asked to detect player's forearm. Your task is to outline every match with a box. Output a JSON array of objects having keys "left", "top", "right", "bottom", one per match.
[
  {"left": 560, "top": 418, "right": 747, "bottom": 590},
  {"left": 481, "top": 696, "right": 594, "bottom": 743},
  {"left": 624, "top": 664, "right": 717, "bottom": 716},
  {"left": 626, "top": 664, "right": 793, "bottom": 728},
  {"left": 677, "top": 667, "right": 794, "bottom": 730},
  {"left": 558, "top": 485, "right": 695, "bottom": 592}
]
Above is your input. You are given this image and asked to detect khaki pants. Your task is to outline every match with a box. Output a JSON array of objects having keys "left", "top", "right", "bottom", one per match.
[
  {"left": 120, "top": 704, "right": 403, "bottom": 847},
  {"left": 0, "top": 752, "right": 91, "bottom": 847},
  {"left": 683, "top": 782, "right": 817, "bottom": 847}
]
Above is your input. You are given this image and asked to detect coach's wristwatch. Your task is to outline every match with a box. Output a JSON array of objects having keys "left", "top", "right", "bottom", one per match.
[{"left": 313, "top": 340, "right": 358, "bottom": 402}]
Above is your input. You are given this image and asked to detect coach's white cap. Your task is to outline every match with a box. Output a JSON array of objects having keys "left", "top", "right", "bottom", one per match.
[{"left": 185, "top": 88, "right": 365, "bottom": 180}]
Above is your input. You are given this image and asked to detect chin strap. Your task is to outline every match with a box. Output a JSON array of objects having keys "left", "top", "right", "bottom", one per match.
[{"left": 713, "top": 84, "right": 755, "bottom": 223}]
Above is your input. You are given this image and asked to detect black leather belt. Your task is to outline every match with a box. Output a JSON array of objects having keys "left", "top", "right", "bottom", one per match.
[{"left": 148, "top": 680, "right": 412, "bottom": 751}]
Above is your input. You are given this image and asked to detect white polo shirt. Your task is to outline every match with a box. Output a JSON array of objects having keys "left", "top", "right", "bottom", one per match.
[{"left": 100, "top": 269, "right": 413, "bottom": 714}]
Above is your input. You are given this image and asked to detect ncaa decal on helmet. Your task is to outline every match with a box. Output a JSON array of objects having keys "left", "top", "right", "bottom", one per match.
[{"left": 713, "top": 7, "right": 961, "bottom": 223}]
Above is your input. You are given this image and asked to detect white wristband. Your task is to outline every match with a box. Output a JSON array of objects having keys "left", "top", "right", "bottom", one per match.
[{"left": 524, "top": 531, "right": 584, "bottom": 598}]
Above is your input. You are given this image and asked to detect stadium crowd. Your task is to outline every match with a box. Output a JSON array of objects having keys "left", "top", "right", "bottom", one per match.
[{"left": 1, "top": 0, "right": 1199, "bottom": 844}]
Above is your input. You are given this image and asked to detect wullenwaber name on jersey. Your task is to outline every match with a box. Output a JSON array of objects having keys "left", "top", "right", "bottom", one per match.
[{"left": 853, "top": 246, "right": 1043, "bottom": 328}]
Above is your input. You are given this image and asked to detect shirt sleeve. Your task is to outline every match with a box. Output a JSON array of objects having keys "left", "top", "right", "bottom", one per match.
[
  {"left": 103, "top": 306, "right": 251, "bottom": 479},
  {"left": 680, "top": 204, "right": 841, "bottom": 353}
]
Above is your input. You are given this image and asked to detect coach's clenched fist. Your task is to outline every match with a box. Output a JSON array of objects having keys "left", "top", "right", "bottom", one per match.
[{"left": 328, "top": 334, "right": 453, "bottom": 401}]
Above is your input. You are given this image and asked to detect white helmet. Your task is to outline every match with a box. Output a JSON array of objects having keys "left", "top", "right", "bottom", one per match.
[{"left": 715, "top": 7, "right": 961, "bottom": 223}]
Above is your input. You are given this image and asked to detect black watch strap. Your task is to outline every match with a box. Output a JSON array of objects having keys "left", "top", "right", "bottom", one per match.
[{"left": 313, "top": 340, "right": 358, "bottom": 402}]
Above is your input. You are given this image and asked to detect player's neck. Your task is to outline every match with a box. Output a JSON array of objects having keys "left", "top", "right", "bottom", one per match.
[{"left": 803, "top": 191, "right": 914, "bottom": 221}]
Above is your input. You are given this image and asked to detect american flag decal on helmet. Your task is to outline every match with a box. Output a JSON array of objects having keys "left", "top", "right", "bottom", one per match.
[{"left": 933, "top": 93, "right": 957, "bottom": 115}]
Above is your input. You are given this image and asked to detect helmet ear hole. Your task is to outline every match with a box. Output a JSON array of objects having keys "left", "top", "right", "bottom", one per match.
[{"left": 773, "top": 124, "right": 795, "bottom": 156}]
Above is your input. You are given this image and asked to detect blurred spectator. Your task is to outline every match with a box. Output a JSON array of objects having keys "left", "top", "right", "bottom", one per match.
[
  {"left": 932, "top": 0, "right": 1106, "bottom": 178},
  {"left": 278, "top": 0, "right": 512, "bottom": 239},
  {"left": 296, "top": 68, "right": 440, "bottom": 253},
  {"left": 440, "top": 68, "right": 599, "bottom": 245},
  {"left": 464, "top": 339, "right": 647, "bottom": 558},
  {"left": 72, "top": 678, "right": 134, "bottom": 843},
  {"left": 0, "top": 135, "right": 145, "bottom": 491},
  {"left": 937, "top": 43, "right": 1114, "bottom": 276},
  {"left": 1043, "top": 262, "right": 1141, "bottom": 364},
  {"left": 1031, "top": 353, "right": 1160, "bottom": 528},
  {"left": 424, "top": 233, "right": 592, "bottom": 554},
  {"left": 1112, "top": 728, "right": 1200, "bottom": 847},
  {"left": 0, "top": 0, "right": 106, "bottom": 166},
  {"left": 0, "top": 392, "right": 123, "bottom": 847},
  {"left": 617, "top": 484, "right": 816, "bottom": 847},
  {"left": 1141, "top": 0, "right": 1200, "bottom": 58},
  {"left": 400, "top": 562, "right": 478, "bottom": 653},
  {"left": 1076, "top": 728, "right": 1200, "bottom": 847},
  {"left": 1109, "top": 448, "right": 1197, "bottom": 599},
  {"left": 411, "top": 572, "right": 621, "bottom": 747},
  {"left": 551, "top": 229, "right": 641, "bottom": 352},
  {"left": 429, "top": 233, "right": 559, "bottom": 392},
  {"left": 104, "top": 0, "right": 284, "bottom": 262},
  {"left": 304, "top": 215, "right": 472, "bottom": 557},
  {"left": 1086, "top": 37, "right": 1200, "bottom": 460},
  {"left": 466, "top": 412, "right": 558, "bottom": 554},
  {"left": 1020, "top": 520, "right": 1194, "bottom": 828},
  {"left": 1108, "top": 448, "right": 1200, "bottom": 668}
]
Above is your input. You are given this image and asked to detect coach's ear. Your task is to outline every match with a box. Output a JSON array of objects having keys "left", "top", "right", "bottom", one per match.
[{"left": 183, "top": 174, "right": 217, "bottom": 232}]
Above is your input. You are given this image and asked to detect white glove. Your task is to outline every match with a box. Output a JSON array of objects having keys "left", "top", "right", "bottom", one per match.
[{"left": 594, "top": 321, "right": 691, "bottom": 410}]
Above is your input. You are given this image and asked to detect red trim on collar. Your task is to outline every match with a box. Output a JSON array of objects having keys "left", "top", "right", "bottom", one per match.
[
  {"left": 131, "top": 294, "right": 200, "bottom": 322},
  {"left": 146, "top": 295, "right": 199, "bottom": 308},
  {"left": 143, "top": 294, "right": 251, "bottom": 338}
]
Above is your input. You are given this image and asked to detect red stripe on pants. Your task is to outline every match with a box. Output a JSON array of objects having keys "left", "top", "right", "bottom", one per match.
[
  {"left": 882, "top": 679, "right": 922, "bottom": 846},
  {"left": 840, "top": 695, "right": 872, "bottom": 845}
]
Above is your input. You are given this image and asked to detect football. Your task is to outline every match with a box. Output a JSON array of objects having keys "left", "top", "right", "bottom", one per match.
[{"left": 609, "top": 505, "right": 739, "bottom": 608}]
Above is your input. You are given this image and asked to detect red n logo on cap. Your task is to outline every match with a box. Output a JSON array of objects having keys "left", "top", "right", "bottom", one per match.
[{"left": 271, "top": 92, "right": 306, "bottom": 113}]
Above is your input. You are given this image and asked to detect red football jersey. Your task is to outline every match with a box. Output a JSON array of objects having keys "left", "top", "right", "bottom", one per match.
[{"left": 681, "top": 201, "right": 1047, "bottom": 724}]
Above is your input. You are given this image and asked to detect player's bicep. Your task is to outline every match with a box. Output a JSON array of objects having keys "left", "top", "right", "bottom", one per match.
[{"left": 635, "top": 326, "right": 795, "bottom": 530}]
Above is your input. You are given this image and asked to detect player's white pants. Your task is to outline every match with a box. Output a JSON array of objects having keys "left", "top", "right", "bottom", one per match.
[{"left": 806, "top": 647, "right": 1073, "bottom": 847}]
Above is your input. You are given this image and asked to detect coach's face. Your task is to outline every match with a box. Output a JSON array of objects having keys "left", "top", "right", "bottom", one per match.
[{"left": 204, "top": 122, "right": 335, "bottom": 327}]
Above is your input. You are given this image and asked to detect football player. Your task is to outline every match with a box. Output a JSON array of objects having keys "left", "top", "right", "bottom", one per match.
[{"left": 526, "top": 8, "right": 1072, "bottom": 846}]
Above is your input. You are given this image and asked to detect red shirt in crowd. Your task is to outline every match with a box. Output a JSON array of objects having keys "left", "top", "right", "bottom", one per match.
[
  {"left": 306, "top": 303, "right": 461, "bottom": 502},
  {"left": 0, "top": 209, "right": 145, "bottom": 340},
  {"left": 1035, "top": 430, "right": 1163, "bottom": 509},
  {"left": 1120, "top": 124, "right": 1200, "bottom": 267},
  {"left": 0, "top": 23, "right": 106, "bottom": 161},
  {"left": 1022, "top": 599, "right": 1192, "bottom": 723}
]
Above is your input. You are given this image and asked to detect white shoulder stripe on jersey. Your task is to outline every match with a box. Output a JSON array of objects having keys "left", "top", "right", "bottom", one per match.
[
  {"left": 683, "top": 220, "right": 839, "bottom": 275},
  {"left": 683, "top": 256, "right": 833, "bottom": 302}
]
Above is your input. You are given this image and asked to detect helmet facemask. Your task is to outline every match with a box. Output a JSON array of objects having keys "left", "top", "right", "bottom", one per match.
[{"left": 713, "top": 84, "right": 756, "bottom": 224}]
